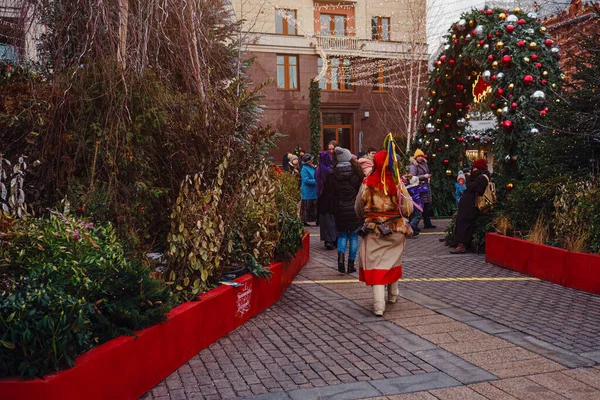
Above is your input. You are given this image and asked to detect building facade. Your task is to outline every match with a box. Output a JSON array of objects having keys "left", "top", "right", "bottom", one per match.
[
  {"left": 0, "top": 1, "right": 39, "bottom": 62},
  {"left": 232, "top": 0, "right": 428, "bottom": 160}
]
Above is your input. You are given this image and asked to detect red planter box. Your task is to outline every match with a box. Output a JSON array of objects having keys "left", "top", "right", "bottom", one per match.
[
  {"left": 486, "top": 233, "right": 600, "bottom": 294},
  {"left": 0, "top": 232, "right": 310, "bottom": 400}
]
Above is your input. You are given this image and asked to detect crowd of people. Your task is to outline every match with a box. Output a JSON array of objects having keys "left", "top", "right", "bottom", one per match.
[{"left": 280, "top": 142, "right": 490, "bottom": 315}]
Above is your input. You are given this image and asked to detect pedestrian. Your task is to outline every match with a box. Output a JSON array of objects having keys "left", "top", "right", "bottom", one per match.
[
  {"left": 406, "top": 175, "right": 428, "bottom": 237},
  {"left": 282, "top": 153, "right": 290, "bottom": 172},
  {"left": 316, "top": 151, "right": 337, "bottom": 250},
  {"left": 300, "top": 154, "right": 317, "bottom": 226},
  {"left": 450, "top": 158, "right": 490, "bottom": 254},
  {"left": 408, "top": 149, "right": 436, "bottom": 230},
  {"left": 298, "top": 149, "right": 306, "bottom": 175},
  {"left": 355, "top": 150, "right": 413, "bottom": 316},
  {"left": 332, "top": 147, "right": 364, "bottom": 273},
  {"left": 286, "top": 153, "right": 300, "bottom": 175},
  {"left": 455, "top": 171, "right": 466, "bottom": 206},
  {"left": 357, "top": 147, "right": 377, "bottom": 177}
]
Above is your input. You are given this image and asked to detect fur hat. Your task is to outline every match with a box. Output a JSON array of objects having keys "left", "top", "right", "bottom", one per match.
[
  {"left": 472, "top": 158, "right": 488, "bottom": 170},
  {"left": 302, "top": 153, "right": 314, "bottom": 164},
  {"left": 335, "top": 147, "right": 352, "bottom": 163},
  {"left": 414, "top": 149, "right": 425, "bottom": 158},
  {"left": 457, "top": 171, "right": 466, "bottom": 182},
  {"left": 406, "top": 175, "right": 420, "bottom": 189}
]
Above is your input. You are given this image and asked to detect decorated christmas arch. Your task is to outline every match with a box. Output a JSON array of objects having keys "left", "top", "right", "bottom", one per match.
[{"left": 415, "top": 7, "right": 563, "bottom": 216}]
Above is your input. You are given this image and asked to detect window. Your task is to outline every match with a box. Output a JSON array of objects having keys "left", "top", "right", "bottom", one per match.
[
  {"left": 372, "top": 60, "right": 389, "bottom": 92},
  {"left": 371, "top": 17, "right": 390, "bottom": 41},
  {"left": 319, "top": 14, "right": 346, "bottom": 36},
  {"left": 318, "top": 57, "right": 353, "bottom": 91},
  {"left": 0, "top": 43, "right": 18, "bottom": 62},
  {"left": 276, "top": 55, "right": 298, "bottom": 90},
  {"left": 276, "top": 9, "right": 296, "bottom": 35}
]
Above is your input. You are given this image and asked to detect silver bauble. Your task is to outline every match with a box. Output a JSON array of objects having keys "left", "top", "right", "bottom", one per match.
[
  {"left": 530, "top": 127, "right": 540, "bottom": 135},
  {"left": 527, "top": 12, "right": 537, "bottom": 19},
  {"left": 434, "top": 138, "right": 440, "bottom": 143},
  {"left": 526, "top": 28, "right": 535, "bottom": 35},
  {"left": 457, "top": 19, "right": 467, "bottom": 31},
  {"left": 444, "top": 44, "right": 451, "bottom": 51},
  {"left": 502, "top": 106, "right": 509, "bottom": 116},
  {"left": 456, "top": 118, "right": 467, "bottom": 127},
  {"left": 475, "top": 25, "right": 484, "bottom": 37},
  {"left": 438, "top": 99, "right": 444, "bottom": 105},
  {"left": 418, "top": 138, "right": 424, "bottom": 143},
  {"left": 482, "top": 70, "right": 492, "bottom": 83},
  {"left": 483, "top": 44, "right": 490, "bottom": 51},
  {"left": 506, "top": 14, "right": 518, "bottom": 23},
  {"left": 531, "top": 90, "right": 546, "bottom": 104},
  {"left": 425, "top": 123, "right": 435, "bottom": 133},
  {"left": 505, "top": 155, "right": 511, "bottom": 163},
  {"left": 496, "top": 72, "right": 505, "bottom": 81},
  {"left": 551, "top": 47, "right": 560, "bottom": 59}
]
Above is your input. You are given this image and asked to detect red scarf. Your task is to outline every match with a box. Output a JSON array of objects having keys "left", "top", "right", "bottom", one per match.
[{"left": 365, "top": 150, "right": 397, "bottom": 193}]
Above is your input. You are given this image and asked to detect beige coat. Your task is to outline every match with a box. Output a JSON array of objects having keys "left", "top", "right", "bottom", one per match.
[{"left": 355, "top": 184, "right": 409, "bottom": 285}]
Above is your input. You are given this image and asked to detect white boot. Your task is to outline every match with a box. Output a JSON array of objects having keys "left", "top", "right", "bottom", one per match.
[
  {"left": 373, "top": 285, "right": 385, "bottom": 316},
  {"left": 387, "top": 282, "right": 398, "bottom": 303}
]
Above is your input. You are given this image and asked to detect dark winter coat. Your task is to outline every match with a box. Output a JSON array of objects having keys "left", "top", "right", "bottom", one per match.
[
  {"left": 454, "top": 171, "right": 489, "bottom": 245},
  {"left": 318, "top": 173, "right": 336, "bottom": 215},
  {"left": 332, "top": 163, "right": 363, "bottom": 232},
  {"left": 408, "top": 158, "right": 432, "bottom": 204}
]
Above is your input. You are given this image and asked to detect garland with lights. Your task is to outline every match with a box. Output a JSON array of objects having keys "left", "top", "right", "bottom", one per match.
[{"left": 414, "top": 6, "right": 563, "bottom": 216}]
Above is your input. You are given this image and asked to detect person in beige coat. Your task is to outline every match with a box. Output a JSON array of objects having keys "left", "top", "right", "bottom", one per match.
[{"left": 355, "top": 150, "right": 413, "bottom": 316}]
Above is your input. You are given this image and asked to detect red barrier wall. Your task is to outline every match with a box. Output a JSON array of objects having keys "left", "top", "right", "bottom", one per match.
[
  {"left": 486, "top": 233, "right": 600, "bottom": 295},
  {"left": 0, "top": 232, "right": 310, "bottom": 400}
]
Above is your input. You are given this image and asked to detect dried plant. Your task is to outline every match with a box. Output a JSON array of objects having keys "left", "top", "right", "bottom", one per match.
[
  {"left": 493, "top": 215, "right": 512, "bottom": 236},
  {"left": 527, "top": 214, "right": 549, "bottom": 245}
]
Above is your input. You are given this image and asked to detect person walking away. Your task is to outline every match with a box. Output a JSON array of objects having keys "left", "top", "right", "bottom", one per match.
[
  {"left": 300, "top": 154, "right": 317, "bottom": 226},
  {"left": 355, "top": 150, "right": 413, "bottom": 316},
  {"left": 450, "top": 158, "right": 490, "bottom": 254},
  {"left": 406, "top": 175, "right": 427, "bottom": 237},
  {"left": 357, "top": 147, "right": 377, "bottom": 176},
  {"left": 316, "top": 151, "right": 337, "bottom": 249},
  {"left": 408, "top": 149, "right": 436, "bottom": 230},
  {"left": 332, "top": 147, "right": 364, "bottom": 273},
  {"left": 455, "top": 171, "right": 466, "bottom": 206}
]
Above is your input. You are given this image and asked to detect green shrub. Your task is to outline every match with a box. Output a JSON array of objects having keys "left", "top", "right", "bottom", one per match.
[
  {"left": 0, "top": 212, "right": 173, "bottom": 378},
  {"left": 272, "top": 171, "right": 304, "bottom": 261}
]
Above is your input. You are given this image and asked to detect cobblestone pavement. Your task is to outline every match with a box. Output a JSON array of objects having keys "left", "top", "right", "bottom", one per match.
[{"left": 142, "top": 219, "right": 600, "bottom": 400}]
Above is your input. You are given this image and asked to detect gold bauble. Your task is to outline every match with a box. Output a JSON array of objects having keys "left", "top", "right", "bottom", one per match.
[
  {"left": 432, "top": 153, "right": 437, "bottom": 158},
  {"left": 499, "top": 13, "right": 506, "bottom": 20},
  {"left": 444, "top": 144, "right": 449, "bottom": 149},
  {"left": 431, "top": 90, "right": 436, "bottom": 96},
  {"left": 542, "top": 71, "right": 549, "bottom": 78},
  {"left": 447, "top": 113, "right": 452, "bottom": 117},
  {"left": 540, "top": 26, "right": 547, "bottom": 33},
  {"left": 508, "top": 83, "right": 514, "bottom": 91},
  {"left": 552, "top": 83, "right": 557, "bottom": 88},
  {"left": 469, "top": 20, "right": 475, "bottom": 27},
  {"left": 513, "top": 7, "right": 521, "bottom": 13},
  {"left": 529, "top": 42, "right": 538, "bottom": 50},
  {"left": 452, "top": 34, "right": 457, "bottom": 39},
  {"left": 446, "top": 169, "right": 452, "bottom": 176},
  {"left": 496, "top": 41, "right": 504, "bottom": 50},
  {"left": 425, "top": 140, "right": 431, "bottom": 146},
  {"left": 436, "top": 119, "right": 442, "bottom": 124},
  {"left": 496, "top": 108, "right": 503, "bottom": 116},
  {"left": 423, "top": 111, "right": 428, "bottom": 116},
  {"left": 472, "top": 71, "right": 479, "bottom": 76},
  {"left": 524, "top": 57, "right": 530, "bottom": 63},
  {"left": 492, "top": 61, "right": 499, "bottom": 69},
  {"left": 465, "top": 114, "right": 471, "bottom": 121}
]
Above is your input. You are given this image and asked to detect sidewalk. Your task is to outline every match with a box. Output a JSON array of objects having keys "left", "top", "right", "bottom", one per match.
[{"left": 142, "top": 219, "right": 600, "bottom": 400}]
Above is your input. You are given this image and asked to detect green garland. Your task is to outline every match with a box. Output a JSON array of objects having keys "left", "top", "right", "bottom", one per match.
[
  {"left": 415, "top": 6, "right": 563, "bottom": 215},
  {"left": 309, "top": 78, "right": 322, "bottom": 158}
]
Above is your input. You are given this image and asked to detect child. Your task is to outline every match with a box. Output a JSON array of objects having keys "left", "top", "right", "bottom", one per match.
[
  {"left": 406, "top": 175, "right": 428, "bottom": 237},
  {"left": 455, "top": 171, "right": 466, "bottom": 206}
]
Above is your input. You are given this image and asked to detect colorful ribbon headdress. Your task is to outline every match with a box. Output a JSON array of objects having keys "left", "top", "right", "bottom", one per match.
[{"left": 381, "top": 133, "right": 401, "bottom": 195}]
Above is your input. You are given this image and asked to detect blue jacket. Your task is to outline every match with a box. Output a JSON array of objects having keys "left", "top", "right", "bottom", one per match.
[
  {"left": 301, "top": 166, "right": 317, "bottom": 200},
  {"left": 455, "top": 182, "right": 466, "bottom": 205},
  {"left": 407, "top": 183, "right": 429, "bottom": 209}
]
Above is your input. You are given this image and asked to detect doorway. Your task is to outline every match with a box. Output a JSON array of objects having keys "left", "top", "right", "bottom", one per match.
[{"left": 322, "top": 113, "right": 353, "bottom": 153}]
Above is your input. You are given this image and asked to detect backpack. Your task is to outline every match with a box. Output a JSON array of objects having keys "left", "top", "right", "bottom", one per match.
[{"left": 476, "top": 174, "right": 496, "bottom": 212}]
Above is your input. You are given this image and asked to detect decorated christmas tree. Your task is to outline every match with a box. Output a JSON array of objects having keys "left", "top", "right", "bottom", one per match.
[{"left": 414, "top": 7, "right": 563, "bottom": 216}]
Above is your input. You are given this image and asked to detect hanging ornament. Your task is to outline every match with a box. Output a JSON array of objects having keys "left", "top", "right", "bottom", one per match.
[
  {"left": 518, "top": 19, "right": 526, "bottom": 25},
  {"left": 524, "top": 57, "right": 530, "bottom": 63},
  {"left": 475, "top": 25, "right": 484, "bottom": 37},
  {"left": 482, "top": 70, "right": 492, "bottom": 82},
  {"left": 523, "top": 75, "right": 534, "bottom": 86},
  {"left": 506, "top": 182, "right": 514, "bottom": 192},
  {"left": 517, "top": 40, "right": 526, "bottom": 47},
  {"left": 443, "top": 144, "right": 449, "bottom": 150},
  {"left": 438, "top": 99, "right": 444, "bottom": 105},
  {"left": 465, "top": 34, "right": 471, "bottom": 42},
  {"left": 527, "top": 12, "right": 537, "bottom": 19},
  {"left": 488, "top": 55, "right": 494, "bottom": 62},
  {"left": 457, "top": 19, "right": 467, "bottom": 30},
  {"left": 425, "top": 140, "right": 431, "bottom": 146},
  {"left": 535, "top": 62, "right": 542, "bottom": 69},
  {"left": 540, "top": 109, "right": 547, "bottom": 117},
  {"left": 498, "top": 13, "right": 506, "bottom": 20},
  {"left": 514, "top": 7, "right": 522, "bottom": 13},
  {"left": 455, "top": 102, "right": 463, "bottom": 108},
  {"left": 465, "top": 114, "right": 471, "bottom": 121},
  {"left": 444, "top": 124, "right": 451, "bottom": 130},
  {"left": 496, "top": 41, "right": 504, "bottom": 50},
  {"left": 501, "top": 55, "right": 512, "bottom": 66},
  {"left": 492, "top": 61, "right": 499, "bottom": 69},
  {"left": 449, "top": 59, "right": 456, "bottom": 66},
  {"left": 496, "top": 72, "right": 505, "bottom": 81},
  {"left": 551, "top": 47, "right": 560, "bottom": 59},
  {"left": 501, "top": 120, "right": 514, "bottom": 131},
  {"left": 529, "top": 42, "right": 538, "bottom": 50},
  {"left": 440, "top": 55, "right": 447, "bottom": 63},
  {"left": 474, "top": 135, "right": 480, "bottom": 141},
  {"left": 431, "top": 90, "right": 437, "bottom": 96},
  {"left": 502, "top": 106, "right": 509, "bottom": 116},
  {"left": 435, "top": 77, "right": 441, "bottom": 84},
  {"left": 511, "top": 102, "right": 518, "bottom": 110},
  {"left": 496, "top": 88, "right": 504, "bottom": 97},
  {"left": 505, "top": 155, "right": 511, "bottom": 163},
  {"left": 508, "top": 83, "right": 514, "bottom": 91},
  {"left": 506, "top": 14, "right": 518, "bottom": 23},
  {"left": 458, "top": 137, "right": 465, "bottom": 143},
  {"left": 456, "top": 118, "right": 467, "bottom": 127},
  {"left": 531, "top": 54, "right": 538, "bottom": 61},
  {"left": 426, "top": 123, "right": 435, "bottom": 133},
  {"left": 446, "top": 170, "right": 452, "bottom": 176},
  {"left": 542, "top": 71, "right": 549, "bottom": 78},
  {"left": 434, "top": 138, "right": 440, "bottom": 143},
  {"left": 430, "top": 108, "right": 435, "bottom": 114},
  {"left": 545, "top": 39, "right": 554, "bottom": 47},
  {"left": 446, "top": 113, "right": 453, "bottom": 118},
  {"left": 443, "top": 159, "right": 449, "bottom": 165},
  {"left": 483, "top": 44, "right": 490, "bottom": 51},
  {"left": 486, "top": 9, "right": 493, "bottom": 16},
  {"left": 526, "top": 28, "right": 535, "bottom": 35},
  {"left": 431, "top": 153, "right": 437, "bottom": 158},
  {"left": 496, "top": 108, "right": 503, "bottom": 116},
  {"left": 456, "top": 84, "right": 464, "bottom": 91},
  {"left": 506, "top": 25, "right": 515, "bottom": 33}
]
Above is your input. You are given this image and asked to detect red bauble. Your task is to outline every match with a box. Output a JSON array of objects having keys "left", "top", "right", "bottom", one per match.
[
  {"left": 464, "top": 35, "right": 470, "bottom": 42},
  {"left": 438, "top": 147, "right": 442, "bottom": 151},
  {"left": 540, "top": 110, "right": 547, "bottom": 117},
  {"left": 511, "top": 102, "right": 518, "bottom": 110},
  {"left": 449, "top": 59, "right": 456, "bottom": 66},
  {"left": 440, "top": 55, "right": 446, "bottom": 63},
  {"left": 456, "top": 84, "right": 464, "bottom": 90},
  {"left": 443, "top": 159, "right": 449, "bottom": 164},
  {"left": 486, "top": 9, "right": 493, "bottom": 15},
  {"left": 471, "top": 29, "right": 477, "bottom": 35},
  {"left": 487, "top": 33, "right": 493, "bottom": 40},
  {"left": 455, "top": 102, "right": 463, "bottom": 108},
  {"left": 444, "top": 124, "right": 451, "bottom": 130},
  {"left": 488, "top": 55, "right": 494, "bottom": 62},
  {"left": 454, "top": 39, "right": 459, "bottom": 45},
  {"left": 535, "top": 62, "right": 542, "bottom": 68},
  {"left": 492, "top": 74, "right": 497, "bottom": 81},
  {"left": 506, "top": 25, "right": 515, "bottom": 33},
  {"left": 531, "top": 54, "right": 538, "bottom": 61},
  {"left": 545, "top": 39, "right": 554, "bottom": 47},
  {"left": 517, "top": 40, "right": 526, "bottom": 47},
  {"left": 541, "top": 79, "right": 548, "bottom": 85},
  {"left": 458, "top": 137, "right": 464, "bottom": 142},
  {"left": 412, "top": 108, "right": 417, "bottom": 115},
  {"left": 435, "top": 77, "right": 441, "bottom": 84},
  {"left": 420, "top": 125, "right": 425, "bottom": 132},
  {"left": 430, "top": 108, "right": 435, "bottom": 114},
  {"left": 474, "top": 135, "right": 480, "bottom": 141},
  {"left": 479, "top": 39, "right": 485, "bottom": 45},
  {"left": 518, "top": 19, "right": 526, "bottom": 25},
  {"left": 501, "top": 55, "right": 512, "bottom": 66},
  {"left": 495, "top": 31, "right": 502, "bottom": 37},
  {"left": 490, "top": 103, "right": 496, "bottom": 110},
  {"left": 465, "top": 104, "right": 471, "bottom": 110},
  {"left": 523, "top": 75, "right": 534, "bottom": 86},
  {"left": 496, "top": 88, "right": 504, "bottom": 97},
  {"left": 502, "top": 119, "right": 514, "bottom": 131}
]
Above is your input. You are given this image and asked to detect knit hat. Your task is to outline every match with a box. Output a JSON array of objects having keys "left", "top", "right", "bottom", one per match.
[
  {"left": 414, "top": 149, "right": 425, "bottom": 158},
  {"left": 335, "top": 147, "right": 352, "bottom": 163},
  {"left": 457, "top": 171, "right": 466, "bottom": 182},
  {"left": 302, "top": 153, "right": 314, "bottom": 164},
  {"left": 406, "top": 175, "right": 420, "bottom": 189},
  {"left": 472, "top": 158, "right": 488, "bottom": 170}
]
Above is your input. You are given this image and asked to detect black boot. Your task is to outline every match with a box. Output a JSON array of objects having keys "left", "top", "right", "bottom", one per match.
[
  {"left": 347, "top": 259, "right": 356, "bottom": 274},
  {"left": 337, "top": 252, "right": 345, "bottom": 273}
]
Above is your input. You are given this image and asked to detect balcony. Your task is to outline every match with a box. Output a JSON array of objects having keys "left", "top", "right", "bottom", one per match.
[{"left": 315, "top": 35, "right": 427, "bottom": 60}]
